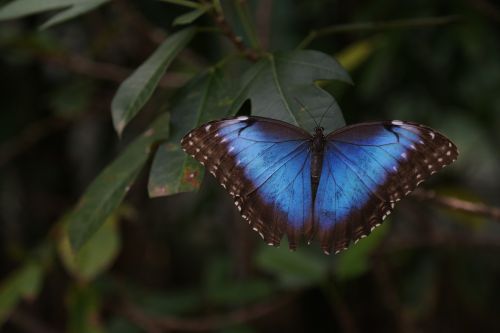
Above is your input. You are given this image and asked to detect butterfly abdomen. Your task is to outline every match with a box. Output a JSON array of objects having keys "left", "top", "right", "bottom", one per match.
[{"left": 311, "top": 127, "right": 326, "bottom": 201}]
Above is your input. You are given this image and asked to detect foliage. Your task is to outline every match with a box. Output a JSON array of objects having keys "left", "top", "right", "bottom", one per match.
[{"left": 0, "top": 0, "right": 499, "bottom": 332}]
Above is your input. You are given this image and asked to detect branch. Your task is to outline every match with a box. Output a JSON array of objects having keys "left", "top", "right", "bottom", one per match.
[
  {"left": 203, "top": 1, "right": 259, "bottom": 61},
  {"left": 412, "top": 189, "right": 500, "bottom": 221},
  {"left": 39, "top": 52, "right": 189, "bottom": 88},
  {"left": 234, "top": 0, "right": 260, "bottom": 49},
  {"left": 297, "top": 15, "right": 461, "bottom": 49},
  {"left": 255, "top": 0, "right": 273, "bottom": 50},
  {"left": 119, "top": 294, "right": 295, "bottom": 332}
]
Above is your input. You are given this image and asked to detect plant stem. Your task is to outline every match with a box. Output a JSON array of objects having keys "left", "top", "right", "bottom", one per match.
[
  {"left": 297, "top": 15, "right": 461, "bottom": 49},
  {"left": 234, "top": 0, "right": 260, "bottom": 49},
  {"left": 203, "top": 0, "right": 259, "bottom": 61},
  {"left": 412, "top": 189, "right": 500, "bottom": 221}
]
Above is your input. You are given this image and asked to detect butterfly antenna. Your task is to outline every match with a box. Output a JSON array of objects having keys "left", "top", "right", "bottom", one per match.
[
  {"left": 294, "top": 97, "right": 319, "bottom": 128},
  {"left": 318, "top": 98, "right": 337, "bottom": 127}
]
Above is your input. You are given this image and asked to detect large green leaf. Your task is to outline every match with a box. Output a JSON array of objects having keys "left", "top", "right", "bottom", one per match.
[
  {"left": 148, "top": 51, "right": 351, "bottom": 197},
  {"left": 230, "top": 50, "right": 352, "bottom": 133},
  {"left": 111, "top": 28, "right": 196, "bottom": 135},
  {"left": 0, "top": 0, "right": 110, "bottom": 28},
  {"left": 148, "top": 68, "right": 235, "bottom": 197},
  {"left": 0, "top": 261, "right": 43, "bottom": 325},
  {"left": 68, "top": 113, "right": 170, "bottom": 251}
]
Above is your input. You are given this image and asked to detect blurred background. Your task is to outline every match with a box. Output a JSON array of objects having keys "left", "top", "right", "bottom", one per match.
[{"left": 1, "top": 0, "right": 500, "bottom": 332}]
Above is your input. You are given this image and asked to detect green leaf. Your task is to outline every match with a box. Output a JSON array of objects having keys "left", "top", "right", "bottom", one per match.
[
  {"left": 148, "top": 51, "right": 351, "bottom": 197},
  {"left": 67, "top": 113, "right": 170, "bottom": 251},
  {"left": 0, "top": 0, "right": 109, "bottom": 26},
  {"left": 255, "top": 245, "right": 329, "bottom": 288},
  {"left": 231, "top": 50, "right": 352, "bottom": 133},
  {"left": 39, "top": 0, "right": 109, "bottom": 30},
  {"left": 173, "top": 5, "right": 211, "bottom": 26},
  {"left": 111, "top": 28, "right": 196, "bottom": 135},
  {"left": 0, "top": 0, "right": 75, "bottom": 20},
  {"left": 335, "top": 222, "right": 389, "bottom": 281},
  {"left": 0, "top": 261, "right": 43, "bottom": 325},
  {"left": 59, "top": 215, "right": 120, "bottom": 281},
  {"left": 148, "top": 68, "right": 235, "bottom": 197}
]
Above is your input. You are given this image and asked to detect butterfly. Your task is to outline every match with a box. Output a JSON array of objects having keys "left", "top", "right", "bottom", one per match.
[{"left": 181, "top": 116, "right": 458, "bottom": 254}]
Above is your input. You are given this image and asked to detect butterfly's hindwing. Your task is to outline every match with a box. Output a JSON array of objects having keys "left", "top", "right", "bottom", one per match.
[
  {"left": 314, "top": 121, "right": 458, "bottom": 253},
  {"left": 181, "top": 116, "right": 314, "bottom": 248}
]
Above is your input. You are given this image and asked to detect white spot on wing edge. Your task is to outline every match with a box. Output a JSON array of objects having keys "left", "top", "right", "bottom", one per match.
[
  {"left": 205, "top": 124, "right": 212, "bottom": 131},
  {"left": 237, "top": 116, "right": 249, "bottom": 120},
  {"left": 392, "top": 120, "right": 404, "bottom": 126}
]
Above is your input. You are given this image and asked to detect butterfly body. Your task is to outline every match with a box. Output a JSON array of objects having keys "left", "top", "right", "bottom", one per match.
[
  {"left": 310, "top": 126, "right": 326, "bottom": 199},
  {"left": 181, "top": 116, "right": 458, "bottom": 254}
]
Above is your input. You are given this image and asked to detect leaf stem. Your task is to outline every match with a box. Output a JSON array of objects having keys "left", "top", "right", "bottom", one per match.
[{"left": 297, "top": 15, "right": 461, "bottom": 49}]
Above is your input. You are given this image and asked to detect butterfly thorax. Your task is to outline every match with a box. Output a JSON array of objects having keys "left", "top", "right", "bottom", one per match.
[{"left": 311, "top": 126, "right": 326, "bottom": 201}]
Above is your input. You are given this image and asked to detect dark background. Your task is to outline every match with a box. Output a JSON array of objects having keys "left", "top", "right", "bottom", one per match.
[{"left": 1, "top": 0, "right": 499, "bottom": 332}]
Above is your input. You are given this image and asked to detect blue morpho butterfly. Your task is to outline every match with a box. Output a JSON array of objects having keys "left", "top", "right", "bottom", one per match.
[{"left": 181, "top": 108, "right": 458, "bottom": 254}]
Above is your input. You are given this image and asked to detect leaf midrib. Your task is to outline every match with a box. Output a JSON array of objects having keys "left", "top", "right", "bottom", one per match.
[{"left": 269, "top": 55, "right": 298, "bottom": 126}]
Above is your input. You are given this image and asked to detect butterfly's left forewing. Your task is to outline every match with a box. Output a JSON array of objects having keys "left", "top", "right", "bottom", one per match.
[
  {"left": 314, "top": 121, "right": 458, "bottom": 254},
  {"left": 181, "top": 116, "right": 314, "bottom": 248}
]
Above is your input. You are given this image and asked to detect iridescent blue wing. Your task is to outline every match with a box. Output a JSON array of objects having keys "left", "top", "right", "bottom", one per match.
[
  {"left": 314, "top": 121, "right": 458, "bottom": 254},
  {"left": 181, "top": 116, "right": 314, "bottom": 249}
]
